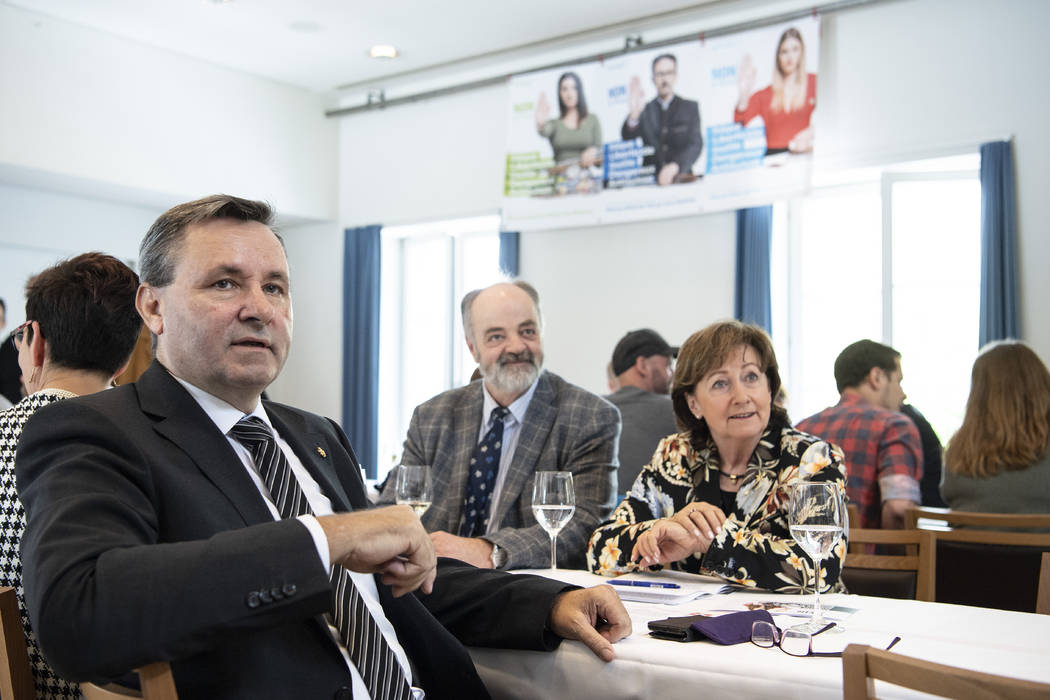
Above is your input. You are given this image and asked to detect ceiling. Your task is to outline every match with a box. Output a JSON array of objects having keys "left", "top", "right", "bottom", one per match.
[{"left": 4, "top": 0, "right": 724, "bottom": 94}]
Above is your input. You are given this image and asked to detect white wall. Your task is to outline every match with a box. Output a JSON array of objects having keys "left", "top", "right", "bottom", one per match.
[
  {"left": 339, "top": 0, "right": 1050, "bottom": 407},
  {"left": 338, "top": 82, "right": 738, "bottom": 395},
  {"left": 817, "top": 0, "right": 1050, "bottom": 362},
  {"left": 523, "top": 213, "right": 736, "bottom": 394},
  {"left": 268, "top": 221, "right": 345, "bottom": 419},
  {"left": 0, "top": 3, "right": 337, "bottom": 222},
  {"left": 339, "top": 84, "right": 508, "bottom": 226},
  {"left": 0, "top": 184, "right": 160, "bottom": 328}
]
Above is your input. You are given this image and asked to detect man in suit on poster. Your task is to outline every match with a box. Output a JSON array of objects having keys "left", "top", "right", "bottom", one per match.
[
  {"left": 622, "top": 53, "right": 703, "bottom": 186},
  {"left": 379, "top": 281, "right": 620, "bottom": 570},
  {"left": 16, "top": 195, "right": 630, "bottom": 700}
]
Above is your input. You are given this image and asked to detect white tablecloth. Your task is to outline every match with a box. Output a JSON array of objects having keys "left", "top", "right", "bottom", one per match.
[{"left": 468, "top": 569, "right": 1050, "bottom": 700}]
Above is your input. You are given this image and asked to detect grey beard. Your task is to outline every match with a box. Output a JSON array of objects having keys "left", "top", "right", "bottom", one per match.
[{"left": 484, "top": 357, "right": 540, "bottom": 396}]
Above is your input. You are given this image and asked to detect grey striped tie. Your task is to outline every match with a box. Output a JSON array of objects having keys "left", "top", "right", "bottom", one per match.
[{"left": 230, "top": 416, "right": 412, "bottom": 700}]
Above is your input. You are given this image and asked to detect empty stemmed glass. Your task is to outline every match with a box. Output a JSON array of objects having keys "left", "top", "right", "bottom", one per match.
[
  {"left": 395, "top": 464, "right": 433, "bottom": 516},
  {"left": 532, "top": 471, "right": 575, "bottom": 570},
  {"left": 788, "top": 481, "right": 845, "bottom": 633}
]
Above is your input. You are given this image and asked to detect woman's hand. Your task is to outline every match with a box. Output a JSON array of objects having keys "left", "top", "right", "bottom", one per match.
[
  {"left": 580, "top": 146, "right": 599, "bottom": 168},
  {"left": 671, "top": 501, "right": 726, "bottom": 548},
  {"left": 788, "top": 126, "right": 814, "bottom": 153},
  {"left": 535, "top": 92, "right": 550, "bottom": 132},
  {"left": 632, "top": 501, "right": 726, "bottom": 567},
  {"left": 632, "top": 519, "right": 696, "bottom": 567},
  {"left": 736, "top": 54, "right": 756, "bottom": 111}
]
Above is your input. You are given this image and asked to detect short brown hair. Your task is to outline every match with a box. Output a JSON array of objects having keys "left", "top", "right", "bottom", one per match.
[
  {"left": 834, "top": 339, "right": 900, "bottom": 392},
  {"left": 945, "top": 341, "right": 1050, "bottom": 478},
  {"left": 671, "top": 320, "right": 786, "bottom": 447},
  {"left": 24, "top": 252, "right": 141, "bottom": 376},
  {"left": 139, "top": 194, "right": 278, "bottom": 287}
]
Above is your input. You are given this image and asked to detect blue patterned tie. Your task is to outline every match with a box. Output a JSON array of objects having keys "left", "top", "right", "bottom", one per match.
[
  {"left": 459, "top": 406, "right": 510, "bottom": 537},
  {"left": 230, "top": 416, "right": 411, "bottom": 700}
]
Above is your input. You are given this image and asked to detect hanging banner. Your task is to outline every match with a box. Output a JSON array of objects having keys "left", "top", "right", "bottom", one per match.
[{"left": 501, "top": 16, "right": 820, "bottom": 231}]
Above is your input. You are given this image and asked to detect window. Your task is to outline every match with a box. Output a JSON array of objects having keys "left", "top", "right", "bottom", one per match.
[
  {"left": 377, "top": 216, "right": 502, "bottom": 479},
  {"left": 773, "top": 154, "right": 981, "bottom": 443}
]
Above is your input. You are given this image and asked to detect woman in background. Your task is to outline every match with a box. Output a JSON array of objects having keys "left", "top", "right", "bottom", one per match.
[
  {"left": 734, "top": 27, "right": 817, "bottom": 155},
  {"left": 535, "top": 71, "right": 603, "bottom": 168},
  {"left": 942, "top": 341, "right": 1050, "bottom": 515},
  {"left": 587, "top": 320, "right": 846, "bottom": 593},
  {"left": 0, "top": 252, "right": 141, "bottom": 699}
]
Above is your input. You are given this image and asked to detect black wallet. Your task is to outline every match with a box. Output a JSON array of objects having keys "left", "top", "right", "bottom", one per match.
[{"left": 648, "top": 614, "right": 707, "bottom": 642}]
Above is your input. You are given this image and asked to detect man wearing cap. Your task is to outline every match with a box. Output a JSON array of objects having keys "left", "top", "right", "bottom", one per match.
[
  {"left": 379, "top": 281, "right": 620, "bottom": 570},
  {"left": 606, "top": 329, "right": 678, "bottom": 495}
]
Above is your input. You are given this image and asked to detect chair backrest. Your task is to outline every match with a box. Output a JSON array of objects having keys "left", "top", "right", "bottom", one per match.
[
  {"left": 842, "top": 643, "right": 1050, "bottom": 700},
  {"left": 2, "top": 586, "right": 178, "bottom": 700},
  {"left": 0, "top": 587, "right": 34, "bottom": 700},
  {"left": 842, "top": 528, "right": 934, "bottom": 601},
  {"left": 907, "top": 507, "right": 1050, "bottom": 531},
  {"left": 1037, "top": 552, "right": 1050, "bottom": 615},
  {"left": 846, "top": 502, "right": 860, "bottom": 531},
  {"left": 81, "top": 662, "right": 179, "bottom": 700},
  {"left": 909, "top": 509, "right": 1050, "bottom": 612}
]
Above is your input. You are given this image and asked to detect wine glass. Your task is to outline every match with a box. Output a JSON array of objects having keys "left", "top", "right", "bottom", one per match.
[
  {"left": 531, "top": 471, "right": 575, "bottom": 570},
  {"left": 788, "top": 481, "right": 844, "bottom": 633},
  {"left": 395, "top": 464, "right": 432, "bottom": 516}
]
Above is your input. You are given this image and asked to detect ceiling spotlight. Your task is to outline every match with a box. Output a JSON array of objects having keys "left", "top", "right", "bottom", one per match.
[{"left": 369, "top": 45, "right": 399, "bottom": 59}]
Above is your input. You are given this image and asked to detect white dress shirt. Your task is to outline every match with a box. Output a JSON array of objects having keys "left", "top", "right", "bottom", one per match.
[
  {"left": 478, "top": 375, "right": 540, "bottom": 535},
  {"left": 175, "top": 378, "right": 412, "bottom": 699}
]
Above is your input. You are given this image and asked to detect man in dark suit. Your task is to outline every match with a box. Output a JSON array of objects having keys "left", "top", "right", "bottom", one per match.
[
  {"left": 621, "top": 53, "right": 703, "bottom": 186},
  {"left": 16, "top": 195, "right": 630, "bottom": 700},
  {"left": 379, "top": 282, "right": 620, "bottom": 570}
]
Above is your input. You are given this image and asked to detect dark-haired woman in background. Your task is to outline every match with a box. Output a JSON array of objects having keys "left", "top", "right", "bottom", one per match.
[
  {"left": 535, "top": 71, "right": 603, "bottom": 169},
  {"left": 0, "top": 252, "right": 141, "bottom": 699},
  {"left": 942, "top": 341, "right": 1050, "bottom": 520},
  {"left": 587, "top": 320, "right": 846, "bottom": 593}
]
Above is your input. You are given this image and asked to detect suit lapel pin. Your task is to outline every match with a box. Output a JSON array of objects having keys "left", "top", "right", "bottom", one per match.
[{"left": 316, "top": 446, "right": 327, "bottom": 459}]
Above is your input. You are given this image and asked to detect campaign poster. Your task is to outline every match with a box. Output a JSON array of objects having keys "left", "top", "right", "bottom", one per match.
[
  {"left": 597, "top": 42, "right": 707, "bottom": 225},
  {"left": 500, "top": 16, "right": 820, "bottom": 231},
  {"left": 503, "top": 63, "right": 605, "bottom": 230},
  {"left": 698, "top": 16, "right": 820, "bottom": 209}
]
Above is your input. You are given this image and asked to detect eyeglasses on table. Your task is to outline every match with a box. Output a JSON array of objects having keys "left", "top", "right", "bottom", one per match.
[{"left": 751, "top": 620, "right": 901, "bottom": 658}]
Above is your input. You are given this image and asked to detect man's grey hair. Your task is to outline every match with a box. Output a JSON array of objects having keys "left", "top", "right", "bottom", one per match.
[
  {"left": 460, "top": 280, "right": 542, "bottom": 341},
  {"left": 139, "top": 194, "right": 282, "bottom": 287}
]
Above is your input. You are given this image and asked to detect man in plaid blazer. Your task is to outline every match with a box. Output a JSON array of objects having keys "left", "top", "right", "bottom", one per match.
[{"left": 380, "top": 281, "right": 620, "bottom": 570}]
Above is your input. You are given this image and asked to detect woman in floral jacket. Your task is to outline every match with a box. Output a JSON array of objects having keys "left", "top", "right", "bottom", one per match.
[{"left": 587, "top": 320, "right": 847, "bottom": 593}]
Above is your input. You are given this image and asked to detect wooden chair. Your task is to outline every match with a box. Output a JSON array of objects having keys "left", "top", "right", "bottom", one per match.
[
  {"left": 1038, "top": 552, "right": 1050, "bottom": 615},
  {"left": 0, "top": 587, "right": 34, "bottom": 700},
  {"left": 842, "top": 643, "right": 1050, "bottom": 699},
  {"left": 1, "top": 585, "right": 178, "bottom": 700},
  {"left": 908, "top": 508, "right": 1050, "bottom": 612},
  {"left": 842, "top": 528, "right": 934, "bottom": 601},
  {"left": 906, "top": 507, "right": 1050, "bottom": 531},
  {"left": 81, "top": 662, "right": 179, "bottom": 700},
  {"left": 846, "top": 502, "right": 860, "bottom": 530}
]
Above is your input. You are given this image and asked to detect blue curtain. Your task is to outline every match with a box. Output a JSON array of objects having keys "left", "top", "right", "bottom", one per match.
[
  {"left": 979, "top": 140, "right": 1019, "bottom": 347},
  {"left": 499, "top": 231, "right": 520, "bottom": 277},
  {"left": 734, "top": 206, "right": 773, "bottom": 333},
  {"left": 343, "top": 225, "right": 382, "bottom": 478}
]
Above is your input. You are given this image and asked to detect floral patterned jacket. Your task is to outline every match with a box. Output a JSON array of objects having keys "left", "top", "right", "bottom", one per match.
[{"left": 586, "top": 419, "right": 848, "bottom": 593}]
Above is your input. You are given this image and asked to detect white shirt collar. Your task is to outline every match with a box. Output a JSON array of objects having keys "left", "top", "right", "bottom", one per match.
[{"left": 171, "top": 374, "right": 269, "bottom": 434}]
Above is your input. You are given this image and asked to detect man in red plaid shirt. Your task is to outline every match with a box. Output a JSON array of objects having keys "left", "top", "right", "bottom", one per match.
[{"left": 796, "top": 340, "right": 923, "bottom": 530}]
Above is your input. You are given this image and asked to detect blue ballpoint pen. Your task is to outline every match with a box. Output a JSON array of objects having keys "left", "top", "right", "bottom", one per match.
[{"left": 607, "top": 580, "right": 681, "bottom": 589}]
